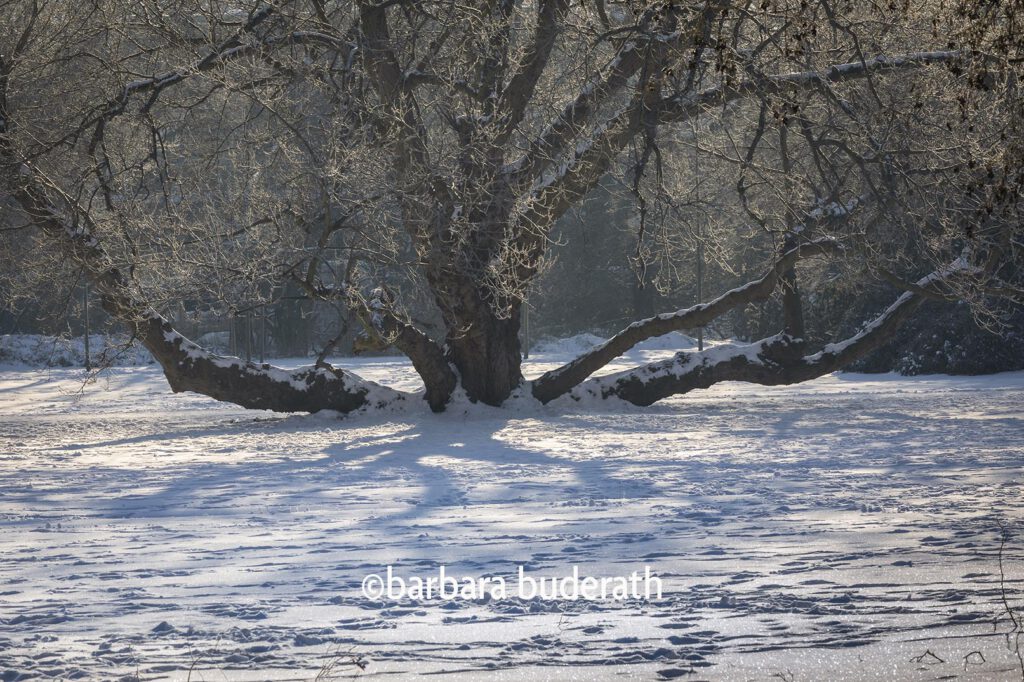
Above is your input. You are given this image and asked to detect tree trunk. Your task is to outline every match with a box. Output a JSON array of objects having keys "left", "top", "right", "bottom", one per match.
[{"left": 446, "top": 307, "right": 524, "bottom": 406}]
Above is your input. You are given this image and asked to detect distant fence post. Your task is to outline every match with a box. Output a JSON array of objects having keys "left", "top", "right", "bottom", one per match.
[
  {"left": 244, "top": 312, "right": 252, "bottom": 363},
  {"left": 83, "top": 282, "right": 91, "bottom": 371},
  {"left": 259, "top": 311, "right": 266, "bottom": 363},
  {"left": 697, "top": 239, "right": 704, "bottom": 352}
]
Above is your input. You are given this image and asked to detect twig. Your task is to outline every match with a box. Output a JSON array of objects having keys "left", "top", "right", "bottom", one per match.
[{"left": 996, "top": 518, "right": 1024, "bottom": 680}]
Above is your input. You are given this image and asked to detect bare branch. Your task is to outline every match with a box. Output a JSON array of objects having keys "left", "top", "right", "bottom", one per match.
[
  {"left": 304, "top": 282, "right": 458, "bottom": 411},
  {"left": 517, "top": 51, "right": 961, "bottom": 236}
]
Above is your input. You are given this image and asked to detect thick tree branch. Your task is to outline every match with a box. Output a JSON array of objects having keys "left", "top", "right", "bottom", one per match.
[
  {"left": 4, "top": 162, "right": 405, "bottom": 414},
  {"left": 502, "top": 10, "right": 666, "bottom": 190},
  {"left": 531, "top": 238, "right": 841, "bottom": 403},
  {"left": 570, "top": 257, "right": 974, "bottom": 407},
  {"left": 303, "top": 282, "right": 458, "bottom": 412},
  {"left": 517, "top": 51, "right": 961, "bottom": 236},
  {"left": 358, "top": 0, "right": 405, "bottom": 104},
  {"left": 493, "top": 0, "right": 570, "bottom": 145},
  {"left": 358, "top": 0, "right": 451, "bottom": 257}
]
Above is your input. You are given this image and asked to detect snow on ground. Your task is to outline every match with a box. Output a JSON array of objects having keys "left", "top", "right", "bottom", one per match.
[{"left": 2, "top": 343, "right": 1024, "bottom": 681}]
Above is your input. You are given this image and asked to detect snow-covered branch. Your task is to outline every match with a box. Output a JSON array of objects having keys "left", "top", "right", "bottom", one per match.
[
  {"left": 503, "top": 41, "right": 646, "bottom": 189},
  {"left": 492, "top": 0, "right": 571, "bottom": 145},
  {"left": 306, "top": 283, "right": 457, "bottom": 412},
  {"left": 5, "top": 159, "right": 407, "bottom": 414},
  {"left": 152, "top": 314, "right": 405, "bottom": 413},
  {"left": 504, "top": 1, "right": 726, "bottom": 193},
  {"left": 571, "top": 256, "right": 974, "bottom": 407},
  {"left": 657, "top": 51, "right": 961, "bottom": 125},
  {"left": 532, "top": 238, "right": 842, "bottom": 403}
]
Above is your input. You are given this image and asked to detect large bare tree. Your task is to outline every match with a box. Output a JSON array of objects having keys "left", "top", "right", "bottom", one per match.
[{"left": 1, "top": 0, "right": 1020, "bottom": 412}]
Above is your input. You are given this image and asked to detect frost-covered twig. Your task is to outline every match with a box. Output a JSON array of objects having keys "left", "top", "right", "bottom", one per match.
[{"left": 996, "top": 519, "right": 1024, "bottom": 680}]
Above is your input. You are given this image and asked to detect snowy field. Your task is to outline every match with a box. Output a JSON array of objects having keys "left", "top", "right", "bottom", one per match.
[{"left": 2, "top": 342, "right": 1024, "bottom": 681}]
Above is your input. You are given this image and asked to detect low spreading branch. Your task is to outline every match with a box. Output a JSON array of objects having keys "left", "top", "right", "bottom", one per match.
[
  {"left": 532, "top": 238, "right": 841, "bottom": 403},
  {"left": 290, "top": 273, "right": 458, "bottom": 411},
  {"left": 6, "top": 163, "right": 405, "bottom": 414},
  {"left": 339, "top": 286, "right": 457, "bottom": 412},
  {"left": 569, "top": 258, "right": 974, "bottom": 407}
]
